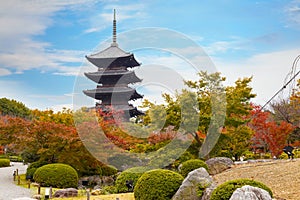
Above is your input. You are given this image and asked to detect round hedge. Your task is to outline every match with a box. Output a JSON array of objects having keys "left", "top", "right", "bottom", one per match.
[
  {"left": 101, "top": 165, "right": 118, "bottom": 176},
  {"left": 0, "top": 159, "right": 10, "bottom": 167},
  {"left": 115, "top": 166, "right": 148, "bottom": 193},
  {"left": 26, "top": 160, "right": 48, "bottom": 180},
  {"left": 179, "top": 159, "right": 208, "bottom": 177},
  {"left": 210, "top": 178, "right": 273, "bottom": 200},
  {"left": 33, "top": 163, "right": 78, "bottom": 188},
  {"left": 134, "top": 169, "right": 184, "bottom": 200}
]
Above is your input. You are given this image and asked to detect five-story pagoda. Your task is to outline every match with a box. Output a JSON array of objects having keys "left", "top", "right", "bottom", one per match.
[{"left": 83, "top": 10, "right": 143, "bottom": 120}]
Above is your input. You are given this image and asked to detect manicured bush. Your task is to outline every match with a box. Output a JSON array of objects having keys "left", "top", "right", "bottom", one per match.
[
  {"left": 26, "top": 160, "right": 48, "bottom": 180},
  {"left": 179, "top": 159, "right": 208, "bottom": 177},
  {"left": 115, "top": 166, "right": 148, "bottom": 193},
  {"left": 134, "top": 169, "right": 184, "bottom": 200},
  {"left": 210, "top": 178, "right": 273, "bottom": 200},
  {"left": 33, "top": 163, "right": 78, "bottom": 188},
  {"left": 101, "top": 165, "right": 118, "bottom": 176},
  {"left": 102, "top": 185, "right": 118, "bottom": 194},
  {"left": 9, "top": 155, "right": 23, "bottom": 162},
  {"left": 0, "top": 159, "right": 10, "bottom": 167}
]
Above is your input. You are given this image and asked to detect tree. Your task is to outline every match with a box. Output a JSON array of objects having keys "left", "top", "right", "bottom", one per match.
[
  {"left": 270, "top": 79, "right": 300, "bottom": 145},
  {"left": 0, "top": 98, "right": 31, "bottom": 118},
  {"left": 249, "top": 105, "right": 295, "bottom": 157}
]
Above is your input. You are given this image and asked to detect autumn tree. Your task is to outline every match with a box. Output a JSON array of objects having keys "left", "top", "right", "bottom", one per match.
[
  {"left": 249, "top": 104, "right": 295, "bottom": 157},
  {"left": 141, "top": 72, "right": 256, "bottom": 159}
]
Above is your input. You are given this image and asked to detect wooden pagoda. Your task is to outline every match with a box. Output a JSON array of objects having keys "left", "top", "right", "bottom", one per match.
[{"left": 83, "top": 10, "right": 143, "bottom": 119}]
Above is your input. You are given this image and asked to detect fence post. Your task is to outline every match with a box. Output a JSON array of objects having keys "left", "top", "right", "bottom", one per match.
[
  {"left": 38, "top": 185, "right": 41, "bottom": 195},
  {"left": 49, "top": 186, "right": 52, "bottom": 198},
  {"left": 17, "top": 176, "right": 20, "bottom": 185},
  {"left": 87, "top": 191, "right": 90, "bottom": 200},
  {"left": 13, "top": 171, "right": 16, "bottom": 181}
]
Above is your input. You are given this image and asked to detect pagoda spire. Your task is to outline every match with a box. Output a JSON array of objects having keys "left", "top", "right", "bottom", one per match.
[{"left": 112, "top": 9, "right": 117, "bottom": 46}]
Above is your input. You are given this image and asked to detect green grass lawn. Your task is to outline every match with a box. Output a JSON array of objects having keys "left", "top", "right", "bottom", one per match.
[{"left": 15, "top": 174, "right": 135, "bottom": 200}]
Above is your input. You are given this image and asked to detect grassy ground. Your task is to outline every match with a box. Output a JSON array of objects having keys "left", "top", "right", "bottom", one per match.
[
  {"left": 17, "top": 159, "right": 299, "bottom": 200},
  {"left": 213, "top": 159, "right": 300, "bottom": 200},
  {"left": 52, "top": 193, "right": 134, "bottom": 200}
]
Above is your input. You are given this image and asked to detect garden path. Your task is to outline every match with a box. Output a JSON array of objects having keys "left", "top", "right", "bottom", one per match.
[{"left": 0, "top": 162, "right": 32, "bottom": 200}]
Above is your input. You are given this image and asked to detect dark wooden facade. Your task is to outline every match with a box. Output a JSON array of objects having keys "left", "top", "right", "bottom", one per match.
[{"left": 83, "top": 10, "right": 143, "bottom": 119}]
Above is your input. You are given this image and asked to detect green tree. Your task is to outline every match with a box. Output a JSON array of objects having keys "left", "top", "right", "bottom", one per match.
[{"left": 0, "top": 98, "right": 31, "bottom": 118}]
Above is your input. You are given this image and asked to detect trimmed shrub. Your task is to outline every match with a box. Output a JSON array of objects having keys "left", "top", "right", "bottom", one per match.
[
  {"left": 102, "top": 185, "right": 118, "bottom": 194},
  {"left": 134, "top": 169, "right": 184, "bottom": 200},
  {"left": 33, "top": 163, "right": 78, "bottom": 188},
  {"left": 0, "top": 159, "right": 10, "bottom": 167},
  {"left": 26, "top": 160, "right": 48, "bottom": 180},
  {"left": 179, "top": 159, "right": 208, "bottom": 177},
  {"left": 115, "top": 167, "right": 148, "bottom": 193},
  {"left": 101, "top": 165, "right": 118, "bottom": 176},
  {"left": 9, "top": 155, "right": 23, "bottom": 162},
  {"left": 210, "top": 178, "right": 273, "bottom": 200}
]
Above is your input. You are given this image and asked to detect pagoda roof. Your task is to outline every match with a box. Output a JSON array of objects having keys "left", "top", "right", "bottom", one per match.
[
  {"left": 83, "top": 86, "right": 143, "bottom": 100},
  {"left": 96, "top": 104, "right": 144, "bottom": 117},
  {"left": 87, "top": 44, "right": 131, "bottom": 59},
  {"left": 84, "top": 70, "right": 142, "bottom": 84}
]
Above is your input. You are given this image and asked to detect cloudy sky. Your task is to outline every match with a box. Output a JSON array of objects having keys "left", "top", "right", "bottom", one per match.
[{"left": 1, "top": 0, "right": 300, "bottom": 111}]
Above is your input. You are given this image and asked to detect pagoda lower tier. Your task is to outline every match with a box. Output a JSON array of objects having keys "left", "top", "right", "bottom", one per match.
[
  {"left": 83, "top": 86, "right": 143, "bottom": 103},
  {"left": 96, "top": 103, "right": 144, "bottom": 118}
]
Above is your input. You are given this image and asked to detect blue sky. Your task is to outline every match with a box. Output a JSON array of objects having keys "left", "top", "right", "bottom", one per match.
[{"left": 1, "top": 0, "right": 300, "bottom": 111}]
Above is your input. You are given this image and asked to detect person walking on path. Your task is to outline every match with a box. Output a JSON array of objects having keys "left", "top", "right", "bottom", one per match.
[{"left": 0, "top": 162, "right": 32, "bottom": 200}]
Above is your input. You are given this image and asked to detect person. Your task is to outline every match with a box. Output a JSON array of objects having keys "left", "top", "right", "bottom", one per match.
[{"left": 283, "top": 145, "right": 294, "bottom": 159}]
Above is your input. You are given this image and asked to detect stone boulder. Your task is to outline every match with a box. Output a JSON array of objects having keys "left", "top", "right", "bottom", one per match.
[
  {"left": 172, "top": 167, "right": 215, "bottom": 200},
  {"left": 205, "top": 157, "right": 233, "bottom": 175},
  {"left": 53, "top": 188, "right": 78, "bottom": 198},
  {"left": 91, "top": 189, "right": 105, "bottom": 195},
  {"left": 229, "top": 185, "right": 272, "bottom": 200}
]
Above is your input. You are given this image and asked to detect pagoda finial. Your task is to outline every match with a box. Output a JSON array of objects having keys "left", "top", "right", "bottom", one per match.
[{"left": 112, "top": 9, "right": 117, "bottom": 46}]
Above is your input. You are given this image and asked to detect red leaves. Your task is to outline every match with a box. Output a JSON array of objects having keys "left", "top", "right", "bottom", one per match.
[{"left": 249, "top": 105, "right": 295, "bottom": 157}]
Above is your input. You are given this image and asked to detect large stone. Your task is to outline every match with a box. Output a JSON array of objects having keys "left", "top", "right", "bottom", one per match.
[
  {"left": 53, "top": 188, "right": 78, "bottom": 198},
  {"left": 230, "top": 185, "right": 272, "bottom": 200},
  {"left": 205, "top": 157, "right": 233, "bottom": 175},
  {"left": 172, "top": 167, "right": 215, "bottom": 200}
]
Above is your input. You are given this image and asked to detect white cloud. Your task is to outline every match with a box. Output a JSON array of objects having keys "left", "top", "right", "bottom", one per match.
[
  {"left": 284, "top": 0, "right": 300, "bottom": 28},
  {"left": 0, "top": 0, "right": 89, "bottom": 76},
  {"left": 216, "top": 48, "right": 300, "bottom": 106},
  {"left": 84, "top": 3, "right": 147, "bottom": 33},
  {"left": 0, "top": 68, "right": 12, "bottom": 76}
]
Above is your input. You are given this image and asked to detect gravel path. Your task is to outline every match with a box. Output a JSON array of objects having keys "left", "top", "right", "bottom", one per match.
[{"left": 0, "top": 162, "right": 32, "bottom": 200}]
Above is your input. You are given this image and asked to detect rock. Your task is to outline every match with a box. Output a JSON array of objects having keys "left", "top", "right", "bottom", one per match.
[
  {"left": 101, "top": 176, "right": 115, "bottom": 186},
  {"left": 201, "top": 184, "right": 217, "bottom": 200},
  {"left": 53, "top": 188, "right": 78, "bottom": 198},
  {"left": 205, "top": 157, "right": 233, "bottom": 175},
  {"left": 172, "top": 167, "right": 215, "bottom": 200},
  {"left": 32, "top": 194, "right": 42, "bottom": 200},
  {"left": 229, "top": 185, "right": 272, "bottom": 200},
  {"left": 91, "top": 189, "right": 105, "bottom": 195}
]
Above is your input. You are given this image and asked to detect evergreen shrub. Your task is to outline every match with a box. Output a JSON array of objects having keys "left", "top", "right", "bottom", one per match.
[
  {"left": 115, "top": 166, "right": 148, "bottom": 193},
  {"left": 134, "top": 169, "right": 183, "bottom": 200},
  {"left": 210, "top": 178, "right": 273, "bottom": 200},
  {"left": 26, "top": 160, "right": 48, "bottom": 180},
  {"left": 33, "top": 163, "right": 78, "bottom": 188},
  {"left": 179, "top": 159, "right": 208, "bottom": 177},
  {"left": 0, "top": 159, "right": 10, "bottom": 167},
  {"left": 101, "top": 165, "right": 118, "bottom": 176}
]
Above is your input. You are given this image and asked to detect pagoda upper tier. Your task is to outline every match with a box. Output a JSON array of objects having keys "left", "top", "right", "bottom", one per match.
[
  {"left": 84, "top": 69, "right": 141, "bottom": 85},
  {"left": 85, "top": 44, "right": 140, "bottom": 69}
]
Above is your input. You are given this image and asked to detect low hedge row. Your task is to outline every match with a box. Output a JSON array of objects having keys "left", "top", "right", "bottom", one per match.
[{"left": 0, "top": 159, "right": 10, "bottom": 167}]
